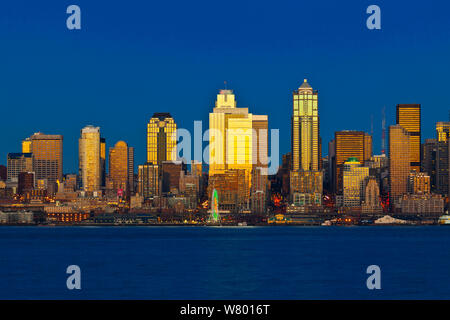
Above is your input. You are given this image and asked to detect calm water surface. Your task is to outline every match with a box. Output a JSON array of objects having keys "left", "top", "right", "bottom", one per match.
[{"left": 0, "top": 226, "right": 449, "bottom": 299}]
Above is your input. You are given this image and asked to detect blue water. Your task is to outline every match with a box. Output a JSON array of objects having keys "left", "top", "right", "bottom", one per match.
[{"left": 0, "top": 226, "right": 449, "bottom": 299}]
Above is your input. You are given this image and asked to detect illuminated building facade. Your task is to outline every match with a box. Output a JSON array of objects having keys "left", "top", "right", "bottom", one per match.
[
  {"left": 334, "top": 131, "right": 371, "bottom": 194},
  {"left": 389, "top": 125, "right": 410, "bottom": 205},
  {"left": 396, "top": 104, "right": 421, "bottom": 172},
  {"left": 207, "top": 169, "right": 247, "bottom": 212},
  {"left": 436, "top": 121, "right": 450, "bottom": 142},
  {"left": 109, "top": 141, "right": 134, "bottom": 193},
  {"left": 209, "top": 89, "right": 268, "bottom": 198},
  {"left": 291, "top": 79, "right": 320, "bottom": 171},
  {"left": 7, "top": 153, "right": 33, "bottom": 182},
  {"left": 147, "top": 113, "right": 177, "bottom": 165},
  {"left": 138, "top": 162, "right": 160, "bottom": 199},
  {"left": 408, "top": 171, "right": 430, "bottom": 194},
  {"left": 29, "top": 133, "right": 63, "bottom": 192},
  {"left": 290, "top": 170, "right": 323, "bottom": 206},
  {"left": 79, "top": 126, "right": 101, "bottom": 193},
  {"left": 342, "top": 157, "right": 369, "bottom": 207}
]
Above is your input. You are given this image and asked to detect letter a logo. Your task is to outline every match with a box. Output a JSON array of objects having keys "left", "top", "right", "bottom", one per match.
[
  {"left": 66, "top": 5, "right": 81, "bottom": 30},
  {"left": 66, "top": 265, "right": 81, "bottom": 290},
  {"left": 366, "top": 265, "right": 381, "bottom": 290},
  {"left": 366, "top": 5, "right": 381, "bottom": 30}
]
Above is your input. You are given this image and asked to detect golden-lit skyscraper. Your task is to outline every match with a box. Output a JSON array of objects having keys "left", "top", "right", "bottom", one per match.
[
  {"left": 29, "top": 133, "right": 63, "bottom": 190},
  {"left": 209, "top": 89, "right": 268, "bottom": 198},
  {"left": 334, "top": 131, "right": 368, "bottom": 194},
  {"left": 100, "top": 137, "right": 106, "bottom": 188},
  {"left": 109, "top": 141, "right": 134, "bottom": 192},
  {"left": 436, "top": 121, "right": 450, "bottom": 142},
  {"left": 79, "top": 126, "right": 101, "bottom": 193},
  {"left": 147, "top": 113, "right": 177, "bottom": 165},
  {"left": 396, "top": 104, "right": 421, "bottom": 172},
  {"left": 292, "top": 79, "right": 320, "bottom": 171},
  {"left": 389, "top": 124, "right": 410, "bottom": 205},
  {"left": 138, "top": 162, "right": 159, "bottom": 199}
]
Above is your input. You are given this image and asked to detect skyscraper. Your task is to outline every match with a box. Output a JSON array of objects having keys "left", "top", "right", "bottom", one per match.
[
  {"left": 334, "top": 131, "right": 369, "bottom": 194},
  {"left": 342, "top": 157, "right": 369, "bottom": 207},
  {"left": 109, "top": 141, "right": 134, "bottom": 193},
  {"left": 389, "top": 125, "right": 410, "bottom": 206},
  {"left": 79, "top": 126, "right": 101, "bottom": 193},
  {"left": 147, "top": 113, "right": 177, "bottom": 165},
  {"left": 291, "top": 79, "right": 320, "bottom": 171},
  {"left": 29, "top": 133, "right": 63, "bottom": 191},
  {"left": 138, "top": 162, "right": 160, "bottom": 199},
  {"left": 436, "top": 121, "right": 450, "bottom": 142},
  {"left": 209, "top": 89, "right": 268, "bottom": 199},
  {"left": 396, "top": 104, "right": 421, "bottom": 172}
]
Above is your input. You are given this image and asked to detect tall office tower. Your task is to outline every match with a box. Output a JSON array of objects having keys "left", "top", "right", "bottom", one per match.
[
  {"left": 162, "top": 161, "right": 184, "bottom": 194},
  {"left": 291, "top": 79, "right": 320, "bottom": 171},
  {"left": 334, "top": 131, "right": 368, "bottom": 194},
  {"left": 209, "top": 89, "right": 268, "bottom": 197},
  {"left": 436, "top": 122, "right": 450, "bottom": 142},
  {"left": 147, "top": 113, "right": 177, "bottom": 165},
  {"left": 100, "top": 137, "right": 106, "bottom": 188},
  {"left": 389, "top": 125, "right": 411, "bottom": 206},
  {"left": 138, "top": 162, "right": 159, "bottom": 199},
  {"left": 342, "top": 157, "right": 369, "bottom": 207},
  {"left": 396, "top": 104, "right": 421, "bottom": 172},
  {"left": 7, "top": 153, "right": 33, "bottom": 182},
  {"left": 79, "top": 126, "right": 101, "bottom": 193},
  {"left": 109, "top": 141, "right": 134, "bottom": 193},
  {"left": 22, "top": 138, "right": 31, "bottom": 153},
  {"left": 28, "top": 133, "right": 63, "bottom": 190}
]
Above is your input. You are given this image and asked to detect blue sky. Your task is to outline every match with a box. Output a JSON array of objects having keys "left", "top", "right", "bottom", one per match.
[{"left": 1, "top": 0, "right": 450, "bottom": 173}]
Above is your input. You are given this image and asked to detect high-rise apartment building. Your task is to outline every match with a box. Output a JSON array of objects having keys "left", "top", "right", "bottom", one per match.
[
  {"left": 79, "top": 126, "right": 101, "bottom": 193},
  {"left": 291, "top": 79, "right": 320, "bottom": 171},
  {"left": 389, "top": 125, "right": 411, "bottom": 205},
  {"left": 396, "top": 104, "right": 421, "bottom": 172},
  {"left": 147, "top": 113, "right": 177, "bottom": 165}
]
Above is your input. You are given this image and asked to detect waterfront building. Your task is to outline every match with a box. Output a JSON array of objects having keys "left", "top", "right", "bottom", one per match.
[
  {"left": 291, "top": 79, "right": 320, "bottom": 172},
  {"left": 289, "top": 170, "right": 323, "bottom": 207},
  {"left": 342, "top": 157, "right": 369, "bottom": 207},
  {"left": 138, "top": 162, "right": 160, "bottom": 199},
  {"left": 109, "top": 141, "right": 134, "bottom": 193},
  {"left": 396, "top": 104, "right": 421, "bottom": 172},
  {"left": 400, "top": 193, "right": 444, "bottom": 214},
  {"left": 7, "top": 153, "right": 33, "bottom": 182},
  {"left": 389, "top": 125, "right": 411, "bottom": 206},
  {"left": 207, "top": 169, "right": 248, "bottom": 212},
  {"left": 79, "top": 126, "right": 101, "bottom": 194},
  {"left": 147, "top": 113, "right": 177, "bottom": 165},
  {"left": 28, "top": 132, "right": 63, "bottom": 193}
]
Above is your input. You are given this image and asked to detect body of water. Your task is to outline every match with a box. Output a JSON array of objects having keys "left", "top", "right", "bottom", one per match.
[{"left": 0, "top": 226, "right": 449, "bottom": 299}]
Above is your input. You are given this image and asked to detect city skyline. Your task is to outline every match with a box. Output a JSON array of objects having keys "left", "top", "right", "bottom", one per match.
[{"left": 2, "top": 1, "right": 450, "bottom": 173}]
